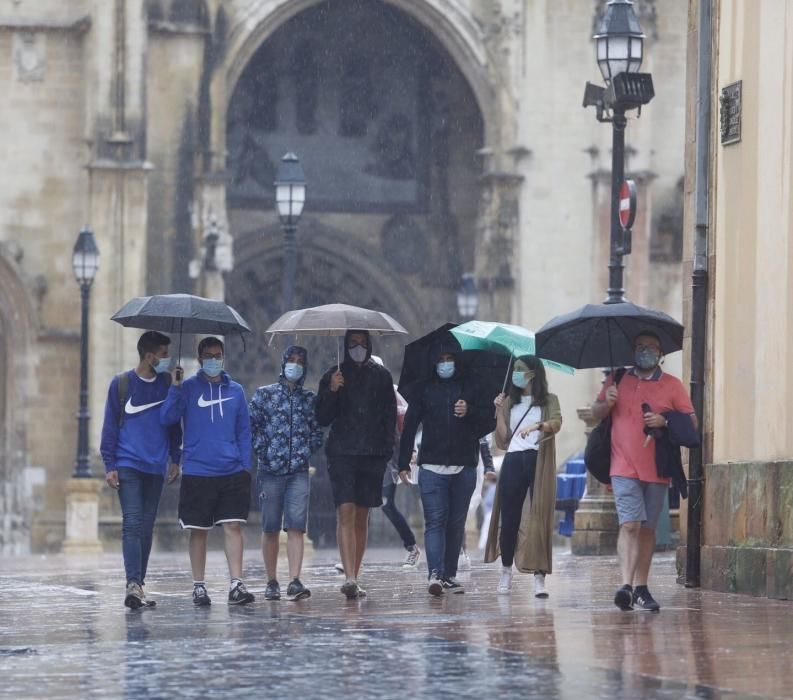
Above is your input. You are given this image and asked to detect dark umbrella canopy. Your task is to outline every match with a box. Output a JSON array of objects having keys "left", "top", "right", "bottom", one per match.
[
  {"left": 111, "top": 294, "right": 252, "bottom": 336},
  {"left": 397, "top": 323, "right": 509, "bottom": 405},
  {"left": 111, "top": 294, "right": 252, "bottom": 361},
  {"left": 535, "top": 301, "right": 684, "bottom": 369}
]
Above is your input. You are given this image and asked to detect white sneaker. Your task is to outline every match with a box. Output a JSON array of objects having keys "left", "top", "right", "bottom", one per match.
[
  {"left": 402, "top": 545, "right": 422, "bottom": 568},
  {"left": 458, "top": 550, "right": 472, "bottom": 571},
  {"left": 334, "top": 562, "right": 345, "bottom": 574},
  {"left": 497, "top": 567, "right": 513, "bottom": 594},
  {"left": 534, "top": 572, "right": 548, "bottom": 598}
]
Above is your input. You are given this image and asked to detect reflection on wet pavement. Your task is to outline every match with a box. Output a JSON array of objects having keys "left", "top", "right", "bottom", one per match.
[{"left": 0, "top": 549, "right": 790, "bottom": 699}]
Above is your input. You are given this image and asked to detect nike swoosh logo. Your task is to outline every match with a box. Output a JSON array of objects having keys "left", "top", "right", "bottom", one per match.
[
  {"left": 197, "top": 396, "right": 234, "bottom": 408},
  {"left": 125, "top": 398, "right": 165, "bottom": 415}
]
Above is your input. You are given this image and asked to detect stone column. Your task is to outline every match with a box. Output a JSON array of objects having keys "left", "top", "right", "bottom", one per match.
[
  {"left": 475, "top": 166, "right": 522, "bottom": 321},
  {"left": 62, "top": 478, "right": 104, "bottom": 554},
  {"left": 571, "top": 407, "right": 620, "bottom": 555}
]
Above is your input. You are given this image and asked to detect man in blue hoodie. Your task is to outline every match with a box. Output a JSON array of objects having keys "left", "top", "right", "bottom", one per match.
[
  {"left": 160, "top": 336, "right": 255, "bottom": 606},
  {"left": 249, "top": 346, "right": 323, "bottom": 602},
  {"left": 100, "top": 331, "right": 182, "bottom": 609}
]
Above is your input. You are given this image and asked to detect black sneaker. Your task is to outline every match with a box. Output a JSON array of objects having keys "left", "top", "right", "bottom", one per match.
[
  {"left": 442, "top": 577, "right": 465, "bottom": 594},
  {"left": 193, "top": 584, "right": 211, "bottom": 607},
  {"left": 264, "top": 580, "right": 281, "bottom": 601},
  {"left": 633, "top": 587, "right": 661, "bottom": 612},
  {"left": 428, "top": 572, "right": 444, "bottom": 597},
  {"left": 286, "top": 578, "right": 311, "bottom": 601},
  {"left": 614, "top": 584, "right": 634, "bottom": 611},
  {"left": 124, "top": 582, "right": 144, "bottom": 610},
  {"left": 228, "top": 581, "right": 255, "bottom": 605}
]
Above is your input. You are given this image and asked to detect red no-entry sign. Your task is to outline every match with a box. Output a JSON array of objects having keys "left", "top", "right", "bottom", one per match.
[{"left": 619, "top": 180, "right": 637, "bottom": 230}]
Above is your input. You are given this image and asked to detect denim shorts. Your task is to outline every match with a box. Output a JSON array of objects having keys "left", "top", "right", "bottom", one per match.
[
  {"left": 611, "top": 475, "right": 667, "bottom": 530},
  {"left": 258, "top": 471, "right": 310, "bottom": 533}
]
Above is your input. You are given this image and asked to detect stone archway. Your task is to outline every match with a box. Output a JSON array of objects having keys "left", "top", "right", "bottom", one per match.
[
  {"left": 225, "top": 220, "right": 425, "bottom": 395},
  {"left": 0, "top": 245, "right": 36, "bottom": 553}
]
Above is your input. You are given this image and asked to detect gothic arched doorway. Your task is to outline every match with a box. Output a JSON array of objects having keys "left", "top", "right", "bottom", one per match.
[
  {"left": 224, "top": 0, "right": 486, "bottom": 546},
  {"left": 225, "top": 0, "right": 485, "bottom": 348}
]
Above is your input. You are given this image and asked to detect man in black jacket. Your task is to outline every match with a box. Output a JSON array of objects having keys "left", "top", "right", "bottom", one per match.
[
  {"left": 316, "top": 330, "right": 397, "bottom": 599},
  {"left": 397, "top": 337, "right": 496, "bottom": 596}
]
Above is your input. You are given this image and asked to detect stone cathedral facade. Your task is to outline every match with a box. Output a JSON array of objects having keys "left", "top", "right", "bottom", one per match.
[{"left": 0, "top": 0, "right": 687, "bottom": 552}]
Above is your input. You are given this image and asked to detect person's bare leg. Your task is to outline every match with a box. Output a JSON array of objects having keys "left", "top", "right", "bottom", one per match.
[
  {"left": 633, "top": 527, "right": 656, "bottom": 587},
  {"left": 223, "top": 522, "right": 244, "bottom": 580},
  {"left": 262, "top": 532, "right": 280, "bottom": 581},
  {"left": 188, "top": 530, "right": 209, "bottom": 582},
  {"left": 337, "top": 504, "right": 357, "bottom": 582},
  {"left": 286, "top": 529, "right": 304, "bottom": 580},
  {"left": 353, "top": 506, "right": 369, "bottom": 579},
  {"left": 617, "top": 521, "right": 642, "bottom": 585}
]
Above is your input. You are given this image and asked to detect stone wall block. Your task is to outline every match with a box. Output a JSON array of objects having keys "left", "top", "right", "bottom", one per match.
[
  {"left": 703, "top": 463, "right": 730, "bottom": 546},
  {"left": 734, "top": 546, "right": 767, "bottom": 597},
  {"left": 701, "top": 545, "right": 736, "bottom": 593},
  {"left": 777, "top": 464, "right": 793, "bottom": 546},
  {"left": 728, "top": 462, "right": 748, "bottom": 545},
  {"left": 765, "top": 548, "right": 793, "bottom": 600}
]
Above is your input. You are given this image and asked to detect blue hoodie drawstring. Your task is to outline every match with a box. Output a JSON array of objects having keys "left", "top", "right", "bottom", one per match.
[{"left": 219, "top": 383, "right": 224, "bottom": 419}]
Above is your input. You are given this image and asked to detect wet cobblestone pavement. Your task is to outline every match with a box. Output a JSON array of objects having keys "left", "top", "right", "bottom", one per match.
[{"left": 1, "top": 548, "right": 792, "bottom": 699}]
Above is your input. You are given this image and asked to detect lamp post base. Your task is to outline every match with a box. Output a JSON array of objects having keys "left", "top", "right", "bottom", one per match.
[
  {"left": 62, "top": 478, "right": 104, "bottom": 555},
  {"left": 570, "top": 407, "right": 620, "bottom": 556}
]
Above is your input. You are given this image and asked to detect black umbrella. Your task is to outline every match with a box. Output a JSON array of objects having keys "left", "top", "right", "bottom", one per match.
[
  {"left": 111, "top": 293, "right": 252, "bottom": 360},
  {"left": 534, "top": 301, "right": 684, "bottom": 369},
  {"left": 397, "top": 323, "right": 509, "bottom": 405}
]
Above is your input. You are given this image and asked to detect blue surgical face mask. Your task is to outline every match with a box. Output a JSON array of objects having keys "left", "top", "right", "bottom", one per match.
[
  {"left": 284, "top": 362, "right": 304, "bottom": 382},
  {"left": 153, "top": 357, "right": 172, "bottom": 374},
  {"left": 436, "top": 361, "right": 455, "bottom": 379},
  {"left": 512, "top": 371, "right": 530, "bottom": 389},
  {"left": 635, "top": 347, "right": 660, "bottom": 370},
  {"left": 202, "top": 358, "right": 224, "bottom": 377}
]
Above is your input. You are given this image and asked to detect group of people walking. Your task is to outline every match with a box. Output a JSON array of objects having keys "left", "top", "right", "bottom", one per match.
[{"left": 101, "top": 325, "right": 695, "bottom": 615}]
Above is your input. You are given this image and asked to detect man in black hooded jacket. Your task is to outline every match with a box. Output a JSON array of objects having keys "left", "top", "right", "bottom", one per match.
[
  {"left": 316, "top": 330, "right": 397, "bottom": 599},
  {"left": 397, "top": 337, "right": 496, "bottom": 596}
]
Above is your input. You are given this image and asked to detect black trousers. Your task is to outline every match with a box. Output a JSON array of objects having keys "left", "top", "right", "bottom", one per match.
[{"left": 499, "top": 449, "right": 538, "bottom": 568}]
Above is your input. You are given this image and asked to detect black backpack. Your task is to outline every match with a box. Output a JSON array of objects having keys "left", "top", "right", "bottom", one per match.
[{"left": 583, "top": 368, "right": 626, "bottom": 485}]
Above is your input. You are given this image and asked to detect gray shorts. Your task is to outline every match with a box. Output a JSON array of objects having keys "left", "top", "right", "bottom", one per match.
[{"left": 611, "top": 476, "right": 667, "bottom": 530}]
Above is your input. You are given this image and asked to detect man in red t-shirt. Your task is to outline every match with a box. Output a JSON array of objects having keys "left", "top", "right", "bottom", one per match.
[{"left": 592, "top": 332, "right": 696, "bottom": 612}]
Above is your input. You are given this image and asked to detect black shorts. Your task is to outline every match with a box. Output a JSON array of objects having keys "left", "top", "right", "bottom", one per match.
[
  {"left": 178, "top": 470, "right": 251, "bottom": 529},
  {"left": 327, "top": 457, "right": 388, "bottom": 508}
]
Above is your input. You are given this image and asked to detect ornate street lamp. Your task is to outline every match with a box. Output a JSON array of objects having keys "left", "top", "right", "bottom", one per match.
[
  {"left": 583, "top": 0, "right": 654, "bottom": 304},
  {"left": 456, "top": 273, "right": 479, "bottom": 320},
  {"left": 71, "top": 228, "right": 100, "bottom": 478},
  {"left": 274, "top": 152, "right": 306, "bottom": 312}
]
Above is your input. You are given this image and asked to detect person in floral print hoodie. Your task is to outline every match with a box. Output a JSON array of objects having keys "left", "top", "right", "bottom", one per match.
[{"left": 249, "top": 345, "right": 323, "bottom": 601}]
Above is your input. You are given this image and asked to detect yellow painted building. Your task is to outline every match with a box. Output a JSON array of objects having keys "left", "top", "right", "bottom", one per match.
[{"left": 681, "top": 0, "right": 793, "bottom": 597}]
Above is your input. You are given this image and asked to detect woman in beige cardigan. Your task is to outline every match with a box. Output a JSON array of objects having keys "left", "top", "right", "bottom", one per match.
[{"left": 484, "top": 355, "right": 562, "bottom": 597}]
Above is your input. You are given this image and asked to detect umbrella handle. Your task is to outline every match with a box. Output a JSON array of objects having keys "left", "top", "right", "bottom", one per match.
[
  {"left": 177, "top": 318, "right": 183, "bottom": 365},
  {"left": 500, "top": 354, "right": 514, "bottom": 395}
]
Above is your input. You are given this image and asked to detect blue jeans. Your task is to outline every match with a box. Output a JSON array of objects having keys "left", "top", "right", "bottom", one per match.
[
  {"left": 259, "top": 471, "right": 310, "bottom": 533},
  {"left": 382, "top": 480, "right": 416, "bottom": 549},
  {"left": 117, "top": 467, "right": 165, "bottom": 585},
  {"left": 418, "top": 467, "right": 477, "bottom": 579}
]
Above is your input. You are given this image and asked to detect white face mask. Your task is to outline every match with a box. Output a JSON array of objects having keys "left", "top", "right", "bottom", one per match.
[{"left": 348, "top": 345, "right": 368, "bottom": 363}]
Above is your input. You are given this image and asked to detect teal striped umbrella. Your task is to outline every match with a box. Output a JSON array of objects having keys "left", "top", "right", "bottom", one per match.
[{"left": 450, "top": 321, "right": 575, "bottom": 388}]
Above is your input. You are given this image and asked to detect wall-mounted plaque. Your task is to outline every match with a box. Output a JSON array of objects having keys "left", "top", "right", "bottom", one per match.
[{"left": 720, "top": 81, "right": 742, "bottom": 146}]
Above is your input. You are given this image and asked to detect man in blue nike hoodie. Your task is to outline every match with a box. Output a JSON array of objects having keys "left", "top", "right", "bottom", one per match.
[
  {"left": 160, "top": 336, "right": 255, "bottom": 606},
  {"left": 100, "top": 331, "right": 182, "bottom": 610}
]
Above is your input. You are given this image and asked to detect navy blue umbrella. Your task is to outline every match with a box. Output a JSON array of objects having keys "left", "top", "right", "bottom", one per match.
[{"left": 535, "top": 301, "right": 684, "bottom": 369}]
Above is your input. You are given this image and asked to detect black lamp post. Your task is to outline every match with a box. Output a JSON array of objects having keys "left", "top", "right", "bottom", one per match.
[
  {"left": 583, "top": 0, "right": 654, "bottom": 304},
  {"left": 71, "top": 228, "right": 100, "bottom": 479},
  {"left": 274, "top": 153, "right": 306, "bottom": 312},
  {"left": 456, "top": 273, "right": 479, "bottom": 320}
]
